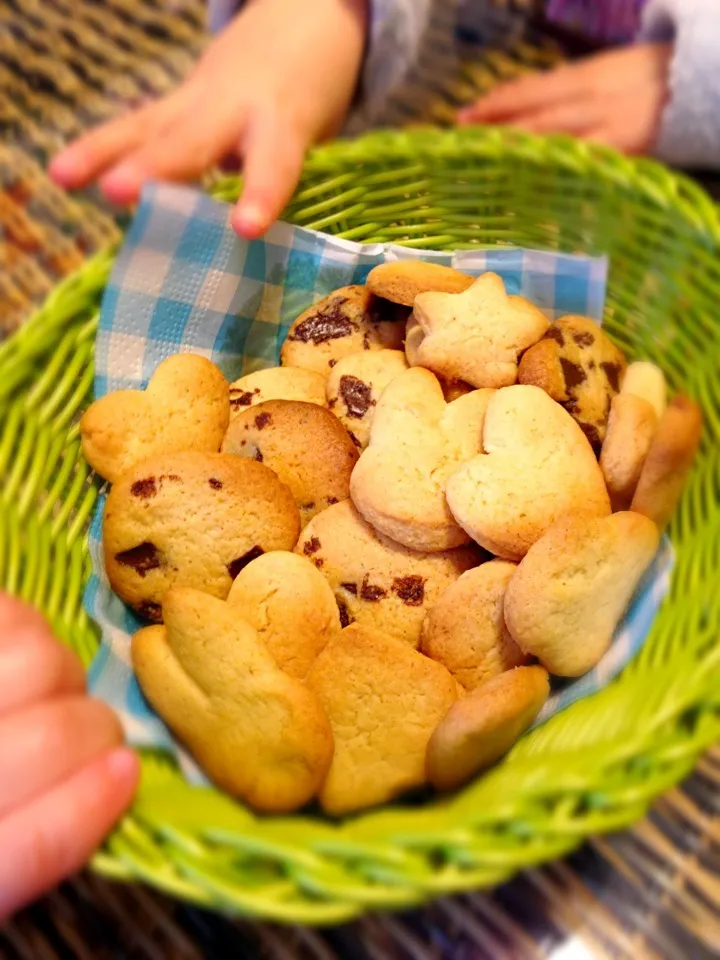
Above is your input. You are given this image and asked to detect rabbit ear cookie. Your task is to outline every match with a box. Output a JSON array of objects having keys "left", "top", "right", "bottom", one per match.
[{"left": 132, "top": 588, "right": 334, "bottom": 813}]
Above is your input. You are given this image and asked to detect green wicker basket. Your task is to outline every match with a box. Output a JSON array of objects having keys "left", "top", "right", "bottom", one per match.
[{"left": 2, "top": 127, "right": 719, "bottom": 925}]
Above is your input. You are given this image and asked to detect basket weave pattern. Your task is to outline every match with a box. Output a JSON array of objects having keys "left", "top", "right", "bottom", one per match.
[{"left": 1, "top": 128, "right": 719, "bottom": 924}]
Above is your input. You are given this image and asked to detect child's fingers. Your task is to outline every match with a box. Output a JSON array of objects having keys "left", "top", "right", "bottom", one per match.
[
  {"left": 0, "top": 626, "right": 85, "bottom": 718},
  {"left": 98, "top": 106, "right": 236, "bottom": 205},
  {"left": 508, "top": 99, "right": 599, "bottom": 136},
  {"left": 457, "top": 65, "right": 583, "bottom": 124},
  {"left": 231, "top": 110, "right": 307, "bottom": 239},
  {"left": 0, "top": 747, "right": 139, "bottom": 921},
  {"left": 49, "top": 101, "right": 169, "bottom": 190},
  {"left": 0, "top": 696, "right": 124, "bottom": 821}
]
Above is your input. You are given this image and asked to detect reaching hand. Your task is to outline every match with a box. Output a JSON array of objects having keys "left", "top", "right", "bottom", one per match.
[
  {"left": 49, "top": 0, "right": 368, "bottom": 240},
  {"left": 458, "top": 44, "right": 672, "bottom": 156},
  {"left": 0, "top": 594, "right": 139, "bottom": 921}
]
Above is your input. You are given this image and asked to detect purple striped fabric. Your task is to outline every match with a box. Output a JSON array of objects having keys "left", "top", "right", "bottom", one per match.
[{"left": 545, "top": 0, "right": 648, "bottom": 43}]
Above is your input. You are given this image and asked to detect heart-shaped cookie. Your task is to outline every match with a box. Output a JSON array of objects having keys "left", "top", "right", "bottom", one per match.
[
  {"left": 504, "top": 512, "right": 659, "bottom": 676},
  {"left": 446, "top": 385, "right": 610, "bottom": 560},
  {"left": 132, "top": 587, "right": 334, "bottom": 812},
  {"left": 350, "top": 367, "right": 495, "bottom": 551},
  {"left": 81, "top": 354, "right": 229, "bottom": 482}
]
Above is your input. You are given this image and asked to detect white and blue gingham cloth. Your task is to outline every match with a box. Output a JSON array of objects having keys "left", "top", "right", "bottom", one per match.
[{"left": 85, "top": 182, "right": 673, "bottom": 765}]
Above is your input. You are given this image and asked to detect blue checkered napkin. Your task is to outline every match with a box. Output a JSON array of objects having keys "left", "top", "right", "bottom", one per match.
[{"left": 85, "top": 181, "right": 669, "bottom": 774}]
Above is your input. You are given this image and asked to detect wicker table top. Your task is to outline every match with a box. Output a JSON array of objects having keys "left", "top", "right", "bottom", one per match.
[{"left": 1, "top": 2, "right": 719, "bottom": 957}]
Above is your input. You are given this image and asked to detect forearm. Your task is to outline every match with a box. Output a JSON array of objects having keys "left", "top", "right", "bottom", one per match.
[{"left": 641, "top": 0, "right": 720, "bottom": 168}]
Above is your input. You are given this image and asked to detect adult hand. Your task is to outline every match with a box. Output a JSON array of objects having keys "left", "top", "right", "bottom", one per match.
[
  {"left": 458, "top": 43, "right": 672, "bottom": 156},
  {"left": 49, "top": 0, "right": 368, "bottom": 238},
  {"left": 0, "top": 594, "right": 139, "bottom": 921}
]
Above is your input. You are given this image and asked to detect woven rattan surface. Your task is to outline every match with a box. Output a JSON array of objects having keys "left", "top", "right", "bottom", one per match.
[{"left": 1, "top": 1, "right": 720, "bottom": 957}]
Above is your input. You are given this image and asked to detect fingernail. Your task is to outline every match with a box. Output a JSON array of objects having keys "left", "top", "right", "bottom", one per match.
[
  {"left": 48, "top": 152, "right": 81, "bottom": 186},
  {"left": 99, "top": 165, "right": 142, "bottom": 205},
  {"left": 104, "top": 747, "right": 140, "bottom": 784},
  {"left": 232, "top": 203, "right": 267, "bottom": 240}
]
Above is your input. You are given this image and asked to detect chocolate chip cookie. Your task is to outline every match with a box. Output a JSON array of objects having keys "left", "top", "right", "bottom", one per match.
[
  {"left": 222, "top": 400, "right": 359, "bottom": 526},
  {"left": 517, "top": 315, "right": 627, "bottom": 448},
  {"left": 104, "top": 451, "right": 300, "bottom": 621},
  {"left": 325, "top": 348, "right": 408, "bottom": 450},
  {"left": 280, "top": 286, "right": 407, "bottom": 376}
]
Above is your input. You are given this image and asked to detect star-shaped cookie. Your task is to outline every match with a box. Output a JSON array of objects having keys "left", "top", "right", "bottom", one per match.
[{"left": 412, "top": 272, "right": 549, "bottom": 389}]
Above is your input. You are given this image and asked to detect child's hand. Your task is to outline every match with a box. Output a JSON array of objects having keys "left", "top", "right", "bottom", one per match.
[
  {"left": 49, "top": 0, "right": 368, "bottom": 239},
  {"left": 0, "top": 594, "right": 139, "bottom": 920},
  {"left": 458, "top": 44, "right": 672, "bottom": 156}
]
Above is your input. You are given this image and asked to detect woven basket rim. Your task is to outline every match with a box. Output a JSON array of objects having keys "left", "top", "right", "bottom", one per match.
[{"left": 4, "top": 126, "right": 720, "bottom": 924}]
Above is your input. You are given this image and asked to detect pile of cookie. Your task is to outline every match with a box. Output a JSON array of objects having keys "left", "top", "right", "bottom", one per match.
[{"left": 81, "top": 261, "right": 702, "bottom": 816}]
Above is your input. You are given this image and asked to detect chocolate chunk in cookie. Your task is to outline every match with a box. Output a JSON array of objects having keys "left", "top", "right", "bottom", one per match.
[
  {"left": 281, "top": 286, "right": 405, "bottom": 375},
  {"left": 518, "top": 315, "right": 627, "bottom": 448}
]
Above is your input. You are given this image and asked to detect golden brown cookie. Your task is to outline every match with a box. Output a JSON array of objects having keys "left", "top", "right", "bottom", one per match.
[
  {"left": 504, "top": 512, "right": 659, "bottom": 676},
  {"left": 600, "top": 393, "right": 658, "bottom": 511},
  {"left": 366, "top": 261, "right": 474, "bottom": 306},
  {"left": 229, "top": 366, "right": 326, "bottom": 417},
  {"left": 222, "top": 400, "right": 358, "bottom": 526},
  {"left": 307, "top": 623, "right": 457, "bottom": 814},
  {"left": 81, "top": 354, "right": 229, "bottom": 483},
  {"left": 426, "top": 666, "right": 549, "bottom": 791},
  {"left": 517, "top": 316, "right": 627, "bottom": 448},
  {"left": 295, "top": 499, "right": 480, "bottom": 647},
  {"left": 412, "top": 272, "right": 549, "bottom": 388},
  {"left": 326, "top": 349, "right": 408, "bottom": 450},
  {"left": 350, "top": 368, "right": 494, "bottom": 551},
  {"left": 630, "top": 395, "right": 702, "bottom": 531},
  {"left": 132, "top": 588, "right": 333, "bottom": 812},
  {"left": 420, "top": 560, "right": 526, "bottom": 692},
  {"left": 621, "top": 361, "right": 667, "bottom": 420},
  {"left": 447, "top": 385, "right": 611, "bottom": 560},
  {"left": 227, "top": 551, "right": 340, "bottom": 679},
  {"left": 280, "top": 286, "right": 407, "bottom": 375},
  {"left": 103, "top": 451, "right": 300, "bottom": 622}
]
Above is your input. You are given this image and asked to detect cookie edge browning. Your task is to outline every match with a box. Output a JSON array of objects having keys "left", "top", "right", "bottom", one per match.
[
  {"left": 426, "top": 665, "right": 549, "bottom": 792},
  {"left": 307, "top": 623, "right": 458, "bottom": 815},
  {"left": 503, "top": 511, "right": 660, "bottom": 677},
  {"left": 81, "top": 354, "right": 230, "bottom": 483},
  {"left": 630, "top": 395, "right": 702, "bottom": 531},
  {"left": 132, "top": 588, "right": 334, "bottom": 813},
  {"left": 367, "top": 261, "right": 475, "bottom": 306}
]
